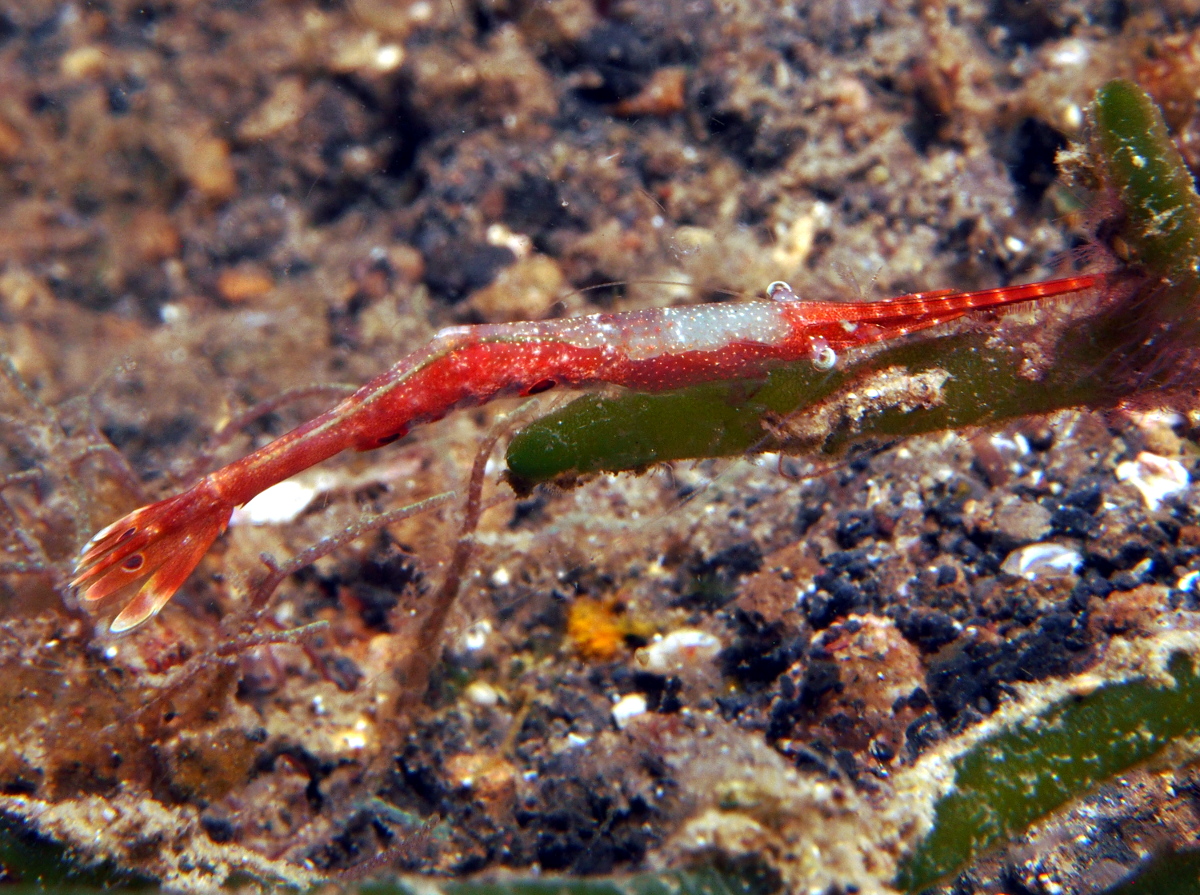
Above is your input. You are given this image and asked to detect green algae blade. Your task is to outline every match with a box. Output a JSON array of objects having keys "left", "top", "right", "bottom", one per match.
[
  {"left": 1092, "top": 79, "right": 1200, "bottom": 290},
  {"left": 505, "top": 330, "right": 1089, "bottom": 490},
  {"left": 354, "top": 867, "right": 776, "bottom": 895},
  {"left": 0, "top": 814, "right": 153, "bottom": 892},
  {"left": 505, "top": 364, "right": 836, "bottom": 488},
  {"left": 896, "top": 652, "right": 1200, "bottom": 892},
  {"left": 1104, "top": 847, "right": 1200, "bottom": 895}
]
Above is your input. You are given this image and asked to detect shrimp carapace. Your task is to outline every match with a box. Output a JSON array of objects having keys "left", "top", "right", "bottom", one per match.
[{"left": 73, "top": 271, "right": 1107, "bottom": 631}]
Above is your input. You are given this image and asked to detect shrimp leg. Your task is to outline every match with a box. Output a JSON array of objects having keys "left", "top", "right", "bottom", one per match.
[{"left": 73, "top": 272, "right": 1105, "bottom": 632}]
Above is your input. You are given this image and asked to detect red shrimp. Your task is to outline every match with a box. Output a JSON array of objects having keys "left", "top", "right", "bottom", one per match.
[{"left": 72, "top": 272, "right": 1105, "bottom": 632}]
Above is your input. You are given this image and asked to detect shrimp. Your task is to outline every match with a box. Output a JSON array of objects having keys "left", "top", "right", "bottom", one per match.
[{"left": 72, "top": 272, "right": 1105, "bottom": 632}]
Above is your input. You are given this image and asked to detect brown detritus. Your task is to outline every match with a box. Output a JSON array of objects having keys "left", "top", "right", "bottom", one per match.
[
  {"left": 160, "top": 725, "right": 261, "bottom": 803},
  {"left": 765, "top": 365, "right": 951, "bottom": 452},
  {"left": 731, "top": 541, "right": 820, "bottom": 625},
  {"left": 127, "top": 209, "right": 182, "bottom": 265},
  {"left": 613, "top": 67, "right": 688, "bottom": 118},
  {"left": 1133, "top": 32, "right": 1200, "bottom": 132},
  {"left": 442, "top": 750, "right": 518, "bottom": 816},
  {"left": 769, "top": 615, "right": 927, "bottom": 772},
  {"left": 1088, "top": 584, "right": 1173, "bottom": 638}
]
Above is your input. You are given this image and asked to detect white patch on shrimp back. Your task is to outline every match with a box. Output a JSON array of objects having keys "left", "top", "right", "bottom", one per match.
[{"left": 594, "top": 302, "right": 790, "bottom": 361}]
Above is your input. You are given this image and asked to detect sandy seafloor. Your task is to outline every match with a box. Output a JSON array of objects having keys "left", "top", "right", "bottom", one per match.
[{"left": 1, "top": 0, "right": 1200, "bottom": 892}]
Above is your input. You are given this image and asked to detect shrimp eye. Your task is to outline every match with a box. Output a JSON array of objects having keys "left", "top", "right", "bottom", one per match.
[
  {"left": 122, "top": 554, "right": 145, "bottom": 572},
  {"left": 524, "top": 379, "right": 556, "bottom": 396}
]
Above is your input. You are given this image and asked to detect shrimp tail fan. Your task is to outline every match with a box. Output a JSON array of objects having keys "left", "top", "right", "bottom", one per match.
[{"left": 71, "top": 482, "right": 233, "bottom": 632}]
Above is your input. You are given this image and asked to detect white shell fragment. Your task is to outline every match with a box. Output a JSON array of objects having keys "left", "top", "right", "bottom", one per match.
[
  {"left": 809, "top": 337, "right": 838, "bottom": 371},
  {"left": 231, "top": 479, "right": 318, "bottom": 526},
  {"left": 332, "top": 717, "right": 373, "bottom": 752},
  {"left": 465, "top": 680, "right": 501, "bottom": 707},
  {"left": 1001, "top": 542, "right": 1083, "bottom": 579},
  {"left": 611, "top": 693, "right": 648, "bottom": 729},
  {"left": 1115, "top": 451, "right": 1190, "bottom": 512},
  {"left": 636, "top": 629, "right": 722, "bottom": 674},
  {"left": 459, "top": 620, "right": 492, "bottom": 652}
]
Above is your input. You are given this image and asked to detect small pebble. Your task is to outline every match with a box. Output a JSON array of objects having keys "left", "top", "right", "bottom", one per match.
[
  {"left": 129, "top": 209, "right": 181, "bottom": 263},
  {"left": 469, "top": 254, "right": 564, "bottom": 322},
  {"left": 237, "top": 77, "right": 306, "bottom": 141},
  {"left": 180, "top": 132, "right": 236, "bottom": 201},
  {"left": 994, "top": 500, "right": 1052, "bottom": 545},
  {"left": 333, "top": 717, "right": 372, "bottom": 751},
  {"left": 0, "top": 117, "right": 22, "bottom": 161},
  {"left": 217, "top": 265, "right": 275, "bottom": 303},
  {"left": 60, "top": 46, "right": 106, "bottom": 79}
]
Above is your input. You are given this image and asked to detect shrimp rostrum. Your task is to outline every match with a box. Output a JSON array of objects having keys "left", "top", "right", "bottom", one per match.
[{"left": 73, "top": 273, "right": 1104, "bottom": 632}]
